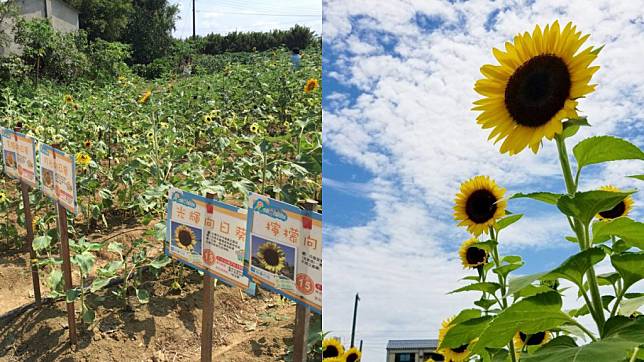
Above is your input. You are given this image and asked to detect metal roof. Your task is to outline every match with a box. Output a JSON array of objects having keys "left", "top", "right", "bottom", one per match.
[{"left": 386, "top": 339, "right": 439, "bottom": 350}]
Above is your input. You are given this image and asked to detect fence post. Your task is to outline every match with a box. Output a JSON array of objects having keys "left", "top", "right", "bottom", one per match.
[{"left": 201, "top": 192, "right": 216, "bottom": 362}]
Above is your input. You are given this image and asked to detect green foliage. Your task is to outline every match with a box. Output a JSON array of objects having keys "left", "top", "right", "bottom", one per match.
[
  {"left": 13, "top": 18, "right": 90, "bottom": 82},
  {"left": 67, "top": 0, "right": 134, "bottom": 41},
  {"left": 87, "top": 39, "right": 131, "bottom": 81},
  {"left": 522, "top": 317, "right": 644, "bottom": 361},
  {"left": 201, "top": 25, "right": 317, "bottom": 55},
  {"left": 557, "top": 190, "right": 634, "bottom": 225},
  {"left": 122, "top": 0, "right": 179, "bottom": 64},
  {"left": 573, "top": 136, "right": 644, "bottom": 173}
]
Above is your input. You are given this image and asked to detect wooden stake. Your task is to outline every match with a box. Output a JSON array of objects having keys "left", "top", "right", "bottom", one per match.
[
  {"left": 20, "top": 181, "right": 41, "bottom": 304},
  {"left": 57, "top": 202, "right": 77, "bottom": 347},
  {"left": 201, "top": 192, "right": 216, "bottom": 362},
  {"left": 292, "top": 199, "right": 318, "bottom": 362}
]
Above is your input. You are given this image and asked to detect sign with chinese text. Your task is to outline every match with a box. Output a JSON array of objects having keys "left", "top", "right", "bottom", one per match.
[
  {"left": 1, "top": 128, "right": 37, "bottom": 186},
  {"left": 39, "top": 143, "right": 78, "bottom": 214},
  {"left": 165, "top": 188, "right": 250, "bottom": 289},
  {"left": 1, "top": 127, "right": 19, "bottom": 179},
  {"left": 245, "top": 193, "right": 322, "bottom": 313}
]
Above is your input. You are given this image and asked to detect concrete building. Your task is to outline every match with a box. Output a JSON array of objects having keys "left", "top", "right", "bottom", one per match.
[
  {"left": 386, "top": 339, "right": 444, "bottom": 362},
  {"left": 0, "top": 0, "right": 79, "bottom": 56}
]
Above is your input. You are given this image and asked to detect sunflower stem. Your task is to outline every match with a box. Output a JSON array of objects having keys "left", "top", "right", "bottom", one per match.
[
  {"left": 610, "top": 286, "right": 627, "bottom": 318},
  {"left": 555, "top": 135, "right": 605, "bottom": 330}
]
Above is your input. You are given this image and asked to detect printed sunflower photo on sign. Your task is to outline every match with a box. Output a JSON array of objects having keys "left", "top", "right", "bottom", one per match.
[
  {"left": 251, "top": 236, "right": 296, "bottom": 281},
  {"left": 42, "top": 169, "right": 54, "bottom": 188},
  {"left": 4, "top": 150, "right": 16, "bottom": 169},
  {"left": 170, "top": 221, "right": 202, "bottom": 257}
]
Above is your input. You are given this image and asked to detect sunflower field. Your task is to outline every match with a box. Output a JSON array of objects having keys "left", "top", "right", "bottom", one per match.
[
  {"left": 0, "top": 46, "right": 322, "bottom": 360},
  {"left": 432, "top": 21, "right": 644, "bottom": 362}
]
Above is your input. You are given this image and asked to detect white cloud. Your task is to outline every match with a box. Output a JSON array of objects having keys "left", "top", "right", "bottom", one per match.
[{"left": 323, "top": 0, "right": 644, "bottom": 360}]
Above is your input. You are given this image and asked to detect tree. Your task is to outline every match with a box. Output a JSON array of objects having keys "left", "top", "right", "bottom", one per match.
[
  {"left": 66, "top": 0, "right": 134, "bottom": 42},
  {"left": 122, "top": 0, "right": 179, "bottom": 64}
]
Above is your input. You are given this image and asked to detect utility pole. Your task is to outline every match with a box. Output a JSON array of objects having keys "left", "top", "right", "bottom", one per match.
[
  {"left": 192, "top": 0, "right": 196, "bottom": 38},
  {"left": 350, "top": 293, "right": 360, "bottom": 347}
]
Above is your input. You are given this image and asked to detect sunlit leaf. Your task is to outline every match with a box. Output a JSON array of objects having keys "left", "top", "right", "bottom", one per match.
[{"left": 573, "top": 136, "right": 644, "bottom": 171}]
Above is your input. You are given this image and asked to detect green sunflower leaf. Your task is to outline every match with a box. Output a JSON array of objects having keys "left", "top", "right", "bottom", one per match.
[
  {"left": 493, "top": 262, "right": 524, "bottom": 278},
  {"left": 573, "top": 136, "right": 644, "bottom": 171},
  {"left": 136, "top": 288, "right": 150, "bottom": 304},
  {"left": 557, "top": 190, "right": 635, "bottom": 225},
  {"left": 522, "top": 317, "right": 644, "bottom": 362},
  {"left": 448, "top": 282, "right": 500, "bottom": 295},
  {"left": 611, "top": 252, "right": 644, "bottom": 291},
  {"left": 628, "top": 174, "right": 644, "bottom": 181},
  {"left": 506, "top": 272, "right": 549, "bottom": 297},
  {"left": 495, "top": 214, "right": 523, "bottom": 231},
  {"left": 562, "top": 117, "right": 590, "bottom": 139},
  {"left": 510, "top": 192, "right": 562, "bottom": 205},
  {"left": 33, "top": 235, "right": 53, "bottom": 252},
  {"left": 592, "top": 218, "right": 644, "bottom": 250},
  {"left": 90, "top": 277, "right": 112, "bottom": 293},
  {"left": 439, "top": 315, "right": 493, "bottom": 349},
  {"left": 149, "top": 255, "right": 171, "bottom": 269},
  {"left": 451, "top": 309, "right": 482, "bottom": 325},
  {"left": 547, "top": 247, "right": 606, "bottom": 287},
  {"left": 470, "top": 292, "right": 572, "bottom": 355},
  {"left": 619, "top": 296, "right": 644, "bottom": 316},
  {"left": 66, "top": 288, "right": 80, "bottom": 303}
]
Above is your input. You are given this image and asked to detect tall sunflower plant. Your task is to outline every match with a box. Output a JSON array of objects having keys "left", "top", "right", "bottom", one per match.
[{"left": 437, "top": 21, "right": 644, "bottom": 362}]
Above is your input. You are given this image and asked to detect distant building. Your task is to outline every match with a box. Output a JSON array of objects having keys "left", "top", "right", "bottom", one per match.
[
  {"left": 0, "top": 0, "right": 79, "bottom": 56},
  {"left": 386, "top": 339, "right": 444, "bottom": 362}
]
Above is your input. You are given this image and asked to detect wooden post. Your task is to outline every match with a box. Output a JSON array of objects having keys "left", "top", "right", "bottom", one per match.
[
  {"left": 20, "top": 182, "right": 41, "bottom": 304},
  {"left": 57, "top": 203, "right": 77, "bottom": 347},
  {"left": 14, "top": 126, "right": 41, "bottom": 304},
  {"left": 201, "top": 192, "right": 216, "bottom": 362},
  {"left": 292, "top": 199, "right": 318, "bottom": 362}
]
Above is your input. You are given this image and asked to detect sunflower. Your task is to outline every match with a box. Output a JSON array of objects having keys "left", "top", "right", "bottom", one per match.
[
  {"left": 75, "top": 152, "right": 92, "bottom": 168},
  {"left": 304, "top": 78, "right": 319, "bottom": 93},
  {"left": 513, "top": 330, "right": 551, "bottom": 350},
  {"left": 438, "top": 316, "right": 475, "bottom": 362},
  {"left": 204, "top": 115, "right": 214, "bottom": 124},
  {"left": 52, "top": 134, "right": 64, "bottom": 144},
  {"left": 64, "top": 95, "right": 73, "bottom": 104},
  {"left": 174, "top": 225, "right": 197, "bottom": 251},
  {"left": 473, "top": 21, "right": 600, "bottom": 155},
  {"left": 83, "top": 140, "right": 92, "bottom": 148},
  {"left": 146, "top": 130, "right": 155, "bottom": 141},
  {"left": 73, "top": 103, "right": 80, "bottom": 111},
  {"left": 344, "top": 347, "right": 361, "bottom": 362},
  {"left": 458, "top": 238, "right": 488, "bottom": 268},
  {"left": 257, "top": 242, "right": 286, "bottom": 273},
  {"left": 0, "top": 192, "right": 8, "bottom": 204},
  {"left": 323, "top": 358, "right": 345, "bottom": 362},
  {"left": 250, "top": 123, "right": 261, "bottom": 134},
  {"left": 596, "top": 185, "right": 634, "bottom": 220},
  {"left": 322, "top": 338, "right": 345, "bottom": 359},
  {"left": 454, "top": 176, "right": 507, "bottom": 236},
  {"left": 138, "top": 90, "right": 152, "bottom": 104}
]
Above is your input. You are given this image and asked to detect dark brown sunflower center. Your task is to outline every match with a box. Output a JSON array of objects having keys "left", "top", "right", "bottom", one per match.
[
  {"left": 178, "top": 230, "right": 193, "bottom": 246},
  {"left": 519, "top": 331, "right": 546, "bottom": 345},
  {"left": 505, "top": 55, "right": 571, "bottom": 128},
  {"left": 465, "top": 189, "right": 498, "bottom": 223},
  {"left": 451, "top": 344, "right": 469, "bottom": 353},
  {"left": 323, "top": 346, "right": 339, "bottom": 358},
  {"left": 466, "top": 247, "right": 487, "bottom": 265},
  {"left": 598, "top": 201, "right": 626, "bottom": 219},
  {"left": 346, "top": 352, "right": 359, "bottom": 362},
  {"left": 263, "top": 248, "right": 280, "bottom": 266}
]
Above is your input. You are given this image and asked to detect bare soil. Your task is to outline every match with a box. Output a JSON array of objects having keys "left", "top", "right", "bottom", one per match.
[{"left": 0, "top": 225, "right": 297, "bottom": 362}]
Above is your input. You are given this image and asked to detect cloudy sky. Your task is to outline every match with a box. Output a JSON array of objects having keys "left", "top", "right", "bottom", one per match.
[
  {"left": 322, "top": 0, "right": 644, "bottom": 360},
  {"left": 170, "top": 0, "right": 322, "bottom": 38}
]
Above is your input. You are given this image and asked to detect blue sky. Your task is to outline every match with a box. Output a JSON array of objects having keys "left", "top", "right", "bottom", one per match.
[
  {"left": 170, "top": 0, "right": 322, "bottom": 38},
  {"left": 322, "top": 0, "right": 644, "bottom": 360}
]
